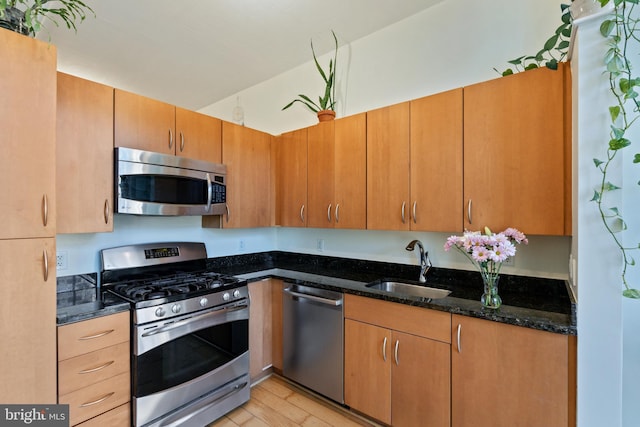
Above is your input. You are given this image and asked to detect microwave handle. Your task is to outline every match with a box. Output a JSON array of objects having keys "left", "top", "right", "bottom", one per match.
[{"left": 205, "top": 173, "right": 212, "bottom": 212}]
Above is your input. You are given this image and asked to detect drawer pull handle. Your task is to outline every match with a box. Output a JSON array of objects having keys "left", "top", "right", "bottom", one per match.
[
  {"left": 401, "top": 201, "right": 406, "bottom": 224},
  {"left": 335, "top": 204, "right": 340, "bottom": 223},
  {"left": 78, "top": 329, "right": 114, "bottom": 340},
  {"left": 43, "top": 249, "right": 49, "bottom": 282},
  {"left": 327, "top": 203, "right": 332, "bottom": 222},
  {"left": 457, "top": 324, "right": 462, "bottom": 353},
  {"left": 78, "top": 360, "right": 115, "bottom": 374},
  {"left": 104, "top": 199, "right": 110, "bottom": 224},
  {"left": 80, "top": 392, "right": 114, "bottom": 408},
  {"left": 42, "top": 194, "right": 49, "bottom": 226}
]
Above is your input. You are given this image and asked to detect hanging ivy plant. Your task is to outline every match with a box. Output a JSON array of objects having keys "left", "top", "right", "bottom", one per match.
[{"left": 497, "top": 0, "right": 640, "bottom": 298}]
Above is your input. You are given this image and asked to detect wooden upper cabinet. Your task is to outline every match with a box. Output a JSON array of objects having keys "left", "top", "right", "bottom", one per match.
[
  {"left": 463, "top": 64, "right": 569, "bottom": 235},
  {"left": 175, "top": 107, "right": 222, "bottom": 163},
  {"left": 0, "top": 238, "right": 57, "bottom": 403},
  {"left": 410, "top": 89, "right": 463, "bottom": 232},
  {"left": 307, "top": 121, "right": 335, "bottom": 228},
  {"left": 367, "top": 102, "right": 410, "bottom": 230},
  {"left": 307, "top": 113, "right": 367, "bottom": 229},
  {"left": 214, "top": 121, "right": 271, "bottom": 228},
  {"left": 57, "top": 73, "right": 114, "bottom": 233},
  {"left": 451, "top": 314, "right": 573, "bottom": 427},
  {"left": 0, "top": 30, "right": 56, "bottom": 239},
  {"left": 114, "top": 89, "right": 176, "bottom": 155},
  {"left": 275, "top": 128, "right": 308, "bottom": 227}
]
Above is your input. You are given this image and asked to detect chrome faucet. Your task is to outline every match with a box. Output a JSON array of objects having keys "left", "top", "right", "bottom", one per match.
[{"left": 406, "top": 239, "right": 432, "bottom": 283}]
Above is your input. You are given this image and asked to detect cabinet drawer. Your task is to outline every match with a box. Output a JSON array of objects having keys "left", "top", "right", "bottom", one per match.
[
  {"left": 78, "top": 403, "right": 130, "bottom": 427},
  {"left": 58, "top": 341, "right": 130, "bottom": 395},
  {"left": 58, "top": 311, "right": 129, "bottom": 360},
  {"left": 59, "top": 372, "right": 130, "bottom": 426},
  {"left": 344, "top": 294, "right": 451, "bottom": 343}
]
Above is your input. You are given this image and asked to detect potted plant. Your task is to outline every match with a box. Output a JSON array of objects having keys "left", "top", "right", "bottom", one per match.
[
  {"left": 0, "top": 0, "right": 94, "bottom": 37},
  {"left": 282, "top": 30, "right": 339, "bottom": 122}
]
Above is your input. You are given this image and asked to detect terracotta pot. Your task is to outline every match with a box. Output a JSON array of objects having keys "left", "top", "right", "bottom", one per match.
[{"left": 317, "top": 109, "right": 336, "bottom": 122}]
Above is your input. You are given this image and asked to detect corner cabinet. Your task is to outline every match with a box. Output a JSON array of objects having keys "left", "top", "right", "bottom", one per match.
[
  {"left": 57, "top": 73, "right": 114, "bottom": 233},
  {"left": 451, "top": 315, "right": 576, "bottom": 427},
  {"left": 308, "top": 113, "right": 367, "bottom": 229},
  {"left": 275, "top": 128, "right": 308, "bottom": 227},
  {"left": 0, "top": 29, "right": 57, "bottom": 404},
  {"left": 115, "top": 89, "right": 222, "bottom": 163},
  {"left": 463, "top": 64, "right": 571, "bottom": 235},
  {"left": 344, "top": 294, "right": 451, "bottom": 426},
  {"left": 204, "top": 121, "right": 272, "bottom": 228}
]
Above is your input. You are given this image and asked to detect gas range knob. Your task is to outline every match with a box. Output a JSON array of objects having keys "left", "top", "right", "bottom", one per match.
[
  {"left": 171, "top": 304, "right": 181, "bottom": 314},
  {"left": 199, "top": 297, "right": 209, "bottom": 307},
  {"left": 223, "top": 292, "right": 231, "bottom": 301},
  {"left": 155, "top": 307, "right": 166, "bottom": 317},
  {"left": 233, "top": 289, "right": 241, "bottom": 298}
]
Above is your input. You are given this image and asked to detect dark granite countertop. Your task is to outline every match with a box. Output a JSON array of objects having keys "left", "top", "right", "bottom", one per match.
[
  {"left": 56, "top": 273, "right": 129, "bottom": 325},
  {"left": 207, "top": 251, "right": 577, "bottom": 335}
]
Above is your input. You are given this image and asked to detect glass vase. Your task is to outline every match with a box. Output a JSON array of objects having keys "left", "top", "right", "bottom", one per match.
[{"left": 480, "top": 273, "right": 502, "bottom": 309}]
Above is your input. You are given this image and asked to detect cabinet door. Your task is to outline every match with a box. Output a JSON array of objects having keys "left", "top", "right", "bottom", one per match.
[
  {"left": 0, "top": 238, "right": 56, "bottom": 403},
  {"left": 344, "top": 319, "right": 392, "bottom": 425},
  {"left": 271, "top": 279, "right": 284, "bottom": 372},
  {"left": 214, "top": 122, "right": 272, "bottom": 228},
  {"left": 391, "top": 331, "right": 450, "bottom": 427},
  {"left": 248, "top": 280, "right": 273, "bottom": 382},
  {"left": 367, "top": 102, "right": 410, "bottom": 230},
  {"left": 335, "top": 113, "right": 367, "bottom": 229},
  {"left": 451, "top": 315, "right": 570, "bottom": 427},
  {"left": 275, "top": 128, "right": 308, "bottom": 227},
  {"left": 56, "top": 73, "right": 114, "bottom": 233},
  {"left": 175, "top": 107, "right": 222, "bottom": 163},
  {"left": 114, "top": 89, "right": 175, "bottom": 154},
  {"left": 463, "top": 65, "right": 567, "bottom": 235},
  {"left": 0, "top": 30, "right": 56, "bottom": 239},
  {"left": 307, "top": 121, "right": 335, "bottom": 228},
  {"left": 410, "top": 89, "right": 463, "bottom": 232}
]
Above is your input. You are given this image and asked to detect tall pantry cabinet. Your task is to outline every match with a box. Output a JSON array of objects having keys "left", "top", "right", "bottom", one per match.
[{"left": 0, "top": 29, "right": 57, "bottom": 403}]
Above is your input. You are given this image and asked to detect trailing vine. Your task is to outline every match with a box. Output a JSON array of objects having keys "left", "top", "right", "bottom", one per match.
[
  {"left": 596, "top": 0, "right": 640, "bottom": 298},
  {"left": 497, "top": 0, "right": 640, "bottom": 298}
]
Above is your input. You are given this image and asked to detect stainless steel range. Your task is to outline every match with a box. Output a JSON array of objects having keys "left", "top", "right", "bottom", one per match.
[{"left": 100, "top": 242, "right": 250, "bottom": 427}]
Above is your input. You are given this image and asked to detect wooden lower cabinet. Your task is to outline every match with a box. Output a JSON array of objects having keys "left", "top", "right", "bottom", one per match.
[
  {"left": 344, "top": 295, "right": 451, "bottom": 426},
  {"left": 57, "top": 311, "right": 131, "bottom": 426},
  {"left": 271, "top": 279, "right": 284, "bottom": 372},
  {"left": 0, "top": 238, "right": 57, "bottom": 404},
  {"left": 451, "top": 314, "right": 575, "bottom": 427},
  {"left": 249, "top": 279, "right": 273, "bottom": 382}
]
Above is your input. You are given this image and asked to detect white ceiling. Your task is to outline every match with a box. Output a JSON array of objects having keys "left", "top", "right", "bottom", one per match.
[{"left": 44, "top": 0, "right": 444, "bottom": 111}]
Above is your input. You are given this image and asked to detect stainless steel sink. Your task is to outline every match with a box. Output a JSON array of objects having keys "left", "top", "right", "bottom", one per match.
[{"left": 366, "top": 280, "right": 451, "bottom": 299}]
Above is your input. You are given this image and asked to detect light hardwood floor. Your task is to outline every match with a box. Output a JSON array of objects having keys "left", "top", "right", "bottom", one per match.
[{"left": 209, "top": 375, "right": 380, "bottom": 427}]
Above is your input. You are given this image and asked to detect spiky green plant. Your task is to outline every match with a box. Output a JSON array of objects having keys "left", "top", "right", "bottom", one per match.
[
  {"left": 283, "top": 30, "right": 338, "bottom": 113},
  {"left": 0, "top": 0, "right": 94, "bottom": 37}
]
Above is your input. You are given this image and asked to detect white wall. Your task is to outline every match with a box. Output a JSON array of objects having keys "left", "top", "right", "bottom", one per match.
[{"left": 200, "top": 0, "right": 564, "bottom": 136}]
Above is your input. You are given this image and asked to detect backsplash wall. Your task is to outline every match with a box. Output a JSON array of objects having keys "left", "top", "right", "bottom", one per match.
[{"left": 56, "top": 214, "right": 570, "bottom": 280}]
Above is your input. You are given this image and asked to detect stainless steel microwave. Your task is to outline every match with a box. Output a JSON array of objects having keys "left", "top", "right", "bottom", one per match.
[{"left": 115, "top": 147, "right": 226, "bottom": 216}]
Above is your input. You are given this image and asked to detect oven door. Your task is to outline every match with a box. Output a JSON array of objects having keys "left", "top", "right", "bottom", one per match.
[
  {"left": 116, "top": 149, "right": 226, "bottom": 216},
  {"left": 133, "top": 300, "right": 249, "bottom": 426}
]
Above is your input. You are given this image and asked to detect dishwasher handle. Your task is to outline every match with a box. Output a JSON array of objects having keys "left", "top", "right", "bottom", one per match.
[{"left": 283, "top": 287, "right": 343, "bottom": 306}]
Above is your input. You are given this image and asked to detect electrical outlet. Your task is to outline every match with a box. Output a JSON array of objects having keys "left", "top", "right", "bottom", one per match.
[
  {"left": 316, "top": 239, "right": 325, "bottom": 252},
  {"left": 56, "top": 251, "right": 68, "bottom": 270}
]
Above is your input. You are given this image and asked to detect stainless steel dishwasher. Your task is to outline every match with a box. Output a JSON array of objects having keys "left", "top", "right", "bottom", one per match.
[{"left": 283, "top": 283, "right": 344, "bottom": 403}]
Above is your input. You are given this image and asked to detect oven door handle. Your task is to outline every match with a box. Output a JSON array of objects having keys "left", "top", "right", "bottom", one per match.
[
  {"left": 205, "top": 173, "right": 212, "bottom": 212},
  {"left": 141, "top": 303, "right": 247, "bottom": 338}
]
